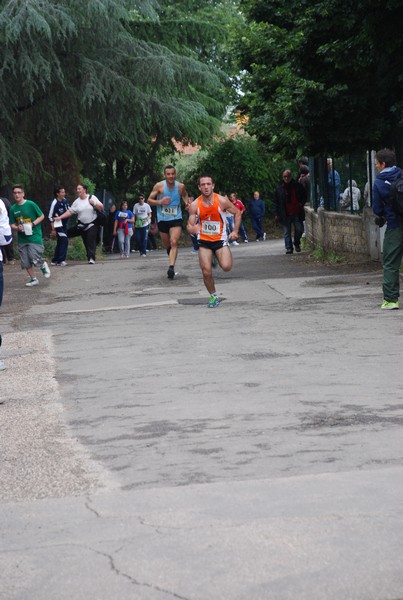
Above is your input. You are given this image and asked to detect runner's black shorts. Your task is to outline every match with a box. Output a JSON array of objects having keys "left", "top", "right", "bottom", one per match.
[
  {"left": 158, "top": 219, "right": 183, "bottom": 234},
  {"left": 198, "top": 239, "right": 228, "bottom": 253}
]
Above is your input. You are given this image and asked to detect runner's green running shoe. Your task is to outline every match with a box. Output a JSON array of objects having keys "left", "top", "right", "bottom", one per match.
[
  {"left": 208, "top": 293, "right": 220, "bottom": 308},
  {"left": 381, "top": 300, "right": 399, "bottom": 310}
]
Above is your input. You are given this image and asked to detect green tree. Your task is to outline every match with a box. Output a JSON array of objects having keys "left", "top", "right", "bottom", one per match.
[
  {"left": 95, "top": 0, "right": 241, "bottom": 196},
  {"left": 184, "top": 134, "right": 280, "bottom": 203},
  {"left": 0, "top": 0, "right": 230, "bottom": 195},
  {"left": 236, "top": 0, "right": 403, "bottom": 158}
]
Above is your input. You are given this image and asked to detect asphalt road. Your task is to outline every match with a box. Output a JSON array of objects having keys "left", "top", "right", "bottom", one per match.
[{"left": 0, "top": 239, "right": 402, "bottom": 600}]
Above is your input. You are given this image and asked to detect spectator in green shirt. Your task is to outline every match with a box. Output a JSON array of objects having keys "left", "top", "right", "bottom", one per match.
[{"left": 9, "top": 184, "right": 51, "bottom": 287}]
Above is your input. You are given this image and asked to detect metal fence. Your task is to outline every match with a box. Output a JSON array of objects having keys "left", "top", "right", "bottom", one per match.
[{"left": 309, "top": 152, "right": 376, "bottom": 214}]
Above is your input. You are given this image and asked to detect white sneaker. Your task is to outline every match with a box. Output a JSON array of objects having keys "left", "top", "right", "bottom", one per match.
[
  {"left": 263, "top": 233, "right": 267, "bottom": 241},
  {"left": 50, "top": 262, "right": 57, "bottom": 266},
  {"left": 88, "top": 258, "right": 95, "bottom": 264},
  {"left": 244, "top": 239, "right": 248, "bottom": 243},
  {"left": 26, "top": 278, "right": 39, "bottom": 287},
  {"left": 231, "top": 241, "right": 239, "bottom": 246},
  {"left": 41, "top": 261, "right": 51, "bottom": 278},
  {"left": 60, "top": 261, "right": 67, "bottom": 266}
]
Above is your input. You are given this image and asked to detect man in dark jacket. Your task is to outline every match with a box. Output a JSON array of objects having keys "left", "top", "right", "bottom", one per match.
[
  {"left": 274, "top": 169, "right": 306, "bottom": 254},
  {"left": 372, "top": 148, "right": 402, "bottom": 310},
  {"left": 247, "top": 191, "right": 266, "bottom": 241}
]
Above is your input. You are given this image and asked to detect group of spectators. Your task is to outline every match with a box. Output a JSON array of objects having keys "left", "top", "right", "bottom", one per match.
[
  {"left": 0, "top": 173, "right": 309, "bottom": 278},
  {"left": 105, "top": 190, "right": 270, "bottom": 254},
  {"left": 0, "top": 186, "right": 275, "bottom": 274},
  {"left": 324, "top": 158, "right": 374, "bottom": 212},
  {"left": 102, "top": 196, "right": 156, "bottom": 258},
  {"left": 0, "top": 160, "right": 377, "bottom": 273},
  {"left": 1, "top": 149, "right": 401, "bottom": 304},
  {"left": 223, "top": 191, "right": 266, "bottom": 244},
  {"left": 0, "top": 148, "right": 402, "bottom": 373}
]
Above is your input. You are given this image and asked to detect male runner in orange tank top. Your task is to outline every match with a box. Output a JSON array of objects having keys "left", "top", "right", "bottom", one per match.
[{"left": 187, "top": 175, "right": 241, "bottom": 308}]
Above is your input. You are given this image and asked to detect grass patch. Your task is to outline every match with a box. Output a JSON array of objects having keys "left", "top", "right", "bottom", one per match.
[
  {"left": 300, "top": 236, "right": 309, "bottom": 250},
  {"left": 310, "top": 247, "right": 345, "bottom": 264}
]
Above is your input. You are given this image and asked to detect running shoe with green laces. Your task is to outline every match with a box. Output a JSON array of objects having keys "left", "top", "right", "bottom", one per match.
[
  {"left": 381, "top": 300, "right": 399, "bottom": 310},
  {"left": 207, "top": 293, "right": 220, "bottom": 308},
  {"left": 25, "top": 277, "right": 39, "bottom": 287},
  {"left": 41, "top": 261, "right": 51, "bottom": 278}
]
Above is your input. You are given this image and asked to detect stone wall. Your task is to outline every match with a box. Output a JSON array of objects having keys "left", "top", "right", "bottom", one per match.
[{"left": 305, "top": 206, "right": 383, "bottom": 261}]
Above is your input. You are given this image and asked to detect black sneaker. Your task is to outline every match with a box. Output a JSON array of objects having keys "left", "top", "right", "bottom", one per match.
[
  {"left": 286, "top": 249, "right": 293, "bottom": 254},
  {"left": 167, "top": 266, "right": 175, "bottom": 279},
  {"left": 294, "top": 245, "right": 301, "bottom": 253}
]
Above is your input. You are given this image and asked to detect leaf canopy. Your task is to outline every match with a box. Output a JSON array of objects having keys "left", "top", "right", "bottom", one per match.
[
  {"left": 0, "top": 0, "right": 232, "bottom": 188},
  {"left": 236, "top": 0, "right": 403, "bottom": 157}
]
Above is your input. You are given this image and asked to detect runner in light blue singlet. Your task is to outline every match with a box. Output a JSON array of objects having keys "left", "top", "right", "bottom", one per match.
[
  {"left": 147, "top": 165, "right": 189, "bottom": 280},
  {"left": 156, "top": 181, "right": 183, "bottom": 222}
]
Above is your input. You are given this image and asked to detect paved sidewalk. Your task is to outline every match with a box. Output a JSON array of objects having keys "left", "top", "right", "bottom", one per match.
[{"left": 0, "top": 240, "right": 402, "bottom": 600}]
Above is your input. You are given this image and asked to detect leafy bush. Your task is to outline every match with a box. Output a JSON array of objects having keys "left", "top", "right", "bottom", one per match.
[
  {"left": 43, "top": 236, "right": 100, "bottom": 261},
  {"left": 66, "top": 237, "right": 88, "bottom": 261},
  {"left": 79, "top": 176, "right": 96, "bottom": 195},
  {"left": 182, "top": 135, "right": 282, "bottom": 208},
  {"left": 43, "top": 239, "right": 56, "bottom": 259}
]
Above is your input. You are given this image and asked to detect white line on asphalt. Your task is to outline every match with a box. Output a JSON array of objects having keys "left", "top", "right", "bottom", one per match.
[{"left": 64, "top": 300, "right": 178, "bottom": 314}]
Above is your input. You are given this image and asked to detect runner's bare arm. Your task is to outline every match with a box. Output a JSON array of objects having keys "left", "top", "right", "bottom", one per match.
[
  {"left": 147, "top": 183, "right": 170, "bottom": 206},
  {"left": 186, "top": 202, "right": 200, "bottom": 235},
  {"left": 231, "top": 207, "right": 242, "bottom": 239},
  {"left": 179, "top": 182, "right": 190, "bottom": 206}
]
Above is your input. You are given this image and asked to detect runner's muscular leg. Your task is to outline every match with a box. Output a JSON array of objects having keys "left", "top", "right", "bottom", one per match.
[
  {"left": 168, "top": 226, "right": 182, "bottom": 266},
  {"left": 198, "top": 246, "right": 215, "bottom": 294},
  {"left": 159, "top": 231, "right": 170, "bottom": 251},
  {"left": 215, "top": 245, "right": 233, "bottom": 272}
]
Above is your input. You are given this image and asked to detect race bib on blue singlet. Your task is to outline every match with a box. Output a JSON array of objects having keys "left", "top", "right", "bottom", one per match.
[{"left": 162, "top": 205, "right": 178, "bottom": 217}]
